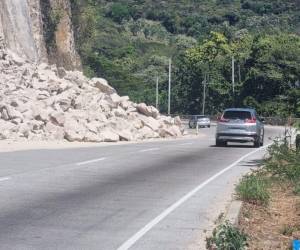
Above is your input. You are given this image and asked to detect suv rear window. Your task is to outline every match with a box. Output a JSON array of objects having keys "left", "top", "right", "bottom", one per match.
[{"left": 223, "top": 111, "right": 252, "bottom": 120}]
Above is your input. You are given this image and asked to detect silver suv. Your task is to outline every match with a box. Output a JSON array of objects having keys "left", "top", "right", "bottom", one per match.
[{"left": 216, "top": 108, "right": 264, "bottom": 147}]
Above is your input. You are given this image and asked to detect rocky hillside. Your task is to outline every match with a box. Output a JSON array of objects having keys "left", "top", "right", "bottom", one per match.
[
  {"left": 0, "top": 0, "right": 81, "bottom": 70},
  {"left": 0, "top": 38, "right": 183, "bottom": 142}
]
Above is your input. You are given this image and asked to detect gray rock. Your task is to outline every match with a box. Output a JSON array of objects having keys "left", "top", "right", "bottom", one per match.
[
  {"left": 101, "top": 129, "right": 119, "bottom": 142},
  {"left": 0, "top": 105, "right": 23, "bottom": 121},
  {"left": 91, "top": 78, "right": 116, "bottom": 94},
  {"left": 139, "top": 116, "right": 161, "bottom": 132},
  {"left": 44, "top": 122, "right": 65, "bottom": 140},
  {"left": 50, "top": 112, "right": 65, "bottom": 126},
  {"left": 84, "top": 132, "right": 103, "bottom": 143},
  {"left": 136, "top": 103, "right": 159, "bottom": 118}
]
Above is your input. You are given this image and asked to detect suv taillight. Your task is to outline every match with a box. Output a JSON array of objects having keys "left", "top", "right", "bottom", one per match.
[{"left": 245, "top": 118, "right": 256, "bottom": 123}]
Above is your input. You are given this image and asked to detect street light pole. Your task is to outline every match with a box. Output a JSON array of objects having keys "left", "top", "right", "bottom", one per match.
[
  {"left": 156, "top": 76, "right": 159, "bottom": 110},
  {"left": 168, "top": 58, "right": 171, "bottom": 115},
  {"left": 202, "top": 75, "right": 206, "bottom": 115},
  {"left": 232, "top": 56, "right": 235, "bottom": 107}
]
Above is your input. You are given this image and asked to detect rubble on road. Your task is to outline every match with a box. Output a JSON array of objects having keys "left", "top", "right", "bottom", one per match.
[{"left": 0, "top": 39, "right": 184, "bottom": 142}]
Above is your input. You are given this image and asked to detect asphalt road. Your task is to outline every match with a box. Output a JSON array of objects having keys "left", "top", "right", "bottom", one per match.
[{"left": 0, "top": 126, "right": 284, "bottom": 250}]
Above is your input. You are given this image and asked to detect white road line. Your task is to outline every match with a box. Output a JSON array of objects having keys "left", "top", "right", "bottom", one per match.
[
  {"left": 0, "top": 177, "right": 11, "bottom": 182},
  {"left": 139, "top": 148, "right": 160, "bottom": 153},
  {"left": 179, "top": 142, "right": 193, "bottom": 146},
  {"left": 75, "top": 157, "right": 107, "bottom": 166},
  {"left": 117, "top": 144, "right": 271, "bottom": 250}
]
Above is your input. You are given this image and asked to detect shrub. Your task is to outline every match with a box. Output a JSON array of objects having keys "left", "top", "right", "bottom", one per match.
[
  {"left": 294, "top": 183, "right": 300, "bottom": 196},
  {"left": 107, "top": 3, "right": 131, "bottom": 24},
  {"left": 265, "top": 139, "right": 300, "bottom": 182},
  {"left": 206, "top": 221, "right": 248, "bottom": 250},
  {"left": 236, "top": 173, "right": 270, "bottom": 205}
]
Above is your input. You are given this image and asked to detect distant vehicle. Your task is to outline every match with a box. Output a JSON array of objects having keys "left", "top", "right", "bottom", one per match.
[
  {"left": 215, "top": 108, "right": 264, "bottom": 147},
  {"left": 189, "top": 115, "right": 211, "bottom": 129}
]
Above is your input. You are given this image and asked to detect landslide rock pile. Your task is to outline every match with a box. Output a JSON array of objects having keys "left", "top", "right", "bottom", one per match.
[{"left": 0, "top": 40, "right": 183, "bottom": 142}]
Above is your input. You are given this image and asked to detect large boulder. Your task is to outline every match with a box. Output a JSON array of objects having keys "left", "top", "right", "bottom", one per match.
[
  {"left": 117, "top": 130, "right": 133, "bottom": 141},
  {"left": 0, "top": 120, "right": 17, "bottom": 139},
  {"left": 101, "top": 129, "right": 119, "bottom": 142},
  {"left": 139, "top": 116, "right": 161, "bottom": 132},
  {"left": 159, "top": 125, "right": 182, "bottom": 138},
  {"left": 84, "top": 132, "right": 103, "bottom": 142},
  {"left": 0, "top": 105, "right": 23, "bottom": 121},
  {"left": 44, "top": 122, "right": 65, "bottom": 140},
  {"left": 64, "top": 117, "right": 87, "bottom": 142},
  {"left": 136, "top": 103, "right": 159, "bottom": 118},
  {"left": 139, "top": 126, "right": 159, "bottom": 139},
  {"left": 50, "top": 112, "right": 65, "bottom": 126},
  {"left": 90, "top": 78, "right": 116, "bottom": 94}
]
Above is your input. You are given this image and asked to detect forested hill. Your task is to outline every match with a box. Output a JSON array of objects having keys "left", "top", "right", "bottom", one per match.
[{"left": 70, "top": 0, "right": 300, "bottom": 117}]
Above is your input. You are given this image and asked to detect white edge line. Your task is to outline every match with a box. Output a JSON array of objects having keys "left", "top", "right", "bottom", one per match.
[
  {"left": 75, "top": 157, "right": 107, "bottom": 166},
  {"left": 117, "top": 144, "right": 271, "bottom": 250},
  {"left": 139, "top": 148, "right": 160, "bottom": 153},
  {"left": 179, "top": 143, "right": 193, "bottom": 146},
  {"left": 0, "top": 177, "right": 11, "bottom": 182}
]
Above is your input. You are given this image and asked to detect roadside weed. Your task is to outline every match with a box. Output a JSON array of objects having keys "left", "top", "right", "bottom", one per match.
[
  {"left": 206, "top": 221, "right": 247, "bottom": 250},
  {"left": 236, "top": 173, "right": 270, "bottom": 206}
]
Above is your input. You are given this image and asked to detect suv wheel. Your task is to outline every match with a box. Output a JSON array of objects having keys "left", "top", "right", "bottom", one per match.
[
  {"left": 260, "top": 131, "right": 264, "bottom": 146},
  {"left": 216, "top": 139, "right": 227, "bottom": 147},
  {"left": 254, "top": 138, "right": 260, "bottom": 148}
]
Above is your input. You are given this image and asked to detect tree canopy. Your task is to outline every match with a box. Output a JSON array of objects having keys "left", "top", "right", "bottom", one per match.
[{"left": 70, "top": 0, "right": 300, "bottom": 117}]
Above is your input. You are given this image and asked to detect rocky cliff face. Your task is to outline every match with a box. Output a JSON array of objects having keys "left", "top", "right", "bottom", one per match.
[
  {"left": 0, "top": 0, "right": 81, "bottom": 70},
  {"left": 42, "top": 0, "right": 82, "bottom": 70},
  {"left": 0, "top": 0, "right": 42, "bottom": 62}
]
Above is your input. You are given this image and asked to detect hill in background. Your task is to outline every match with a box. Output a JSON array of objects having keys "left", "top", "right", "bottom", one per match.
[{"left": 70, "top": 0, "right": 300, "bottom": 115}]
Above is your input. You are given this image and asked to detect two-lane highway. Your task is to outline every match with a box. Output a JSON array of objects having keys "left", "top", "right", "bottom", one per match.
[{"left": 0, "top": 126, "right": 283, "bottom": 250}]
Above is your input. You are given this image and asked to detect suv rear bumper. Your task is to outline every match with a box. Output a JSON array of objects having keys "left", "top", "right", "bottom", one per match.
[{"left": 216, "top": 133, "right": 258, "bottom": 142}]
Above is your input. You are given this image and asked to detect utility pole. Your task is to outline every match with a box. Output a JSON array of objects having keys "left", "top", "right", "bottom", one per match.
[
  {"left": 168, "top": 58, "right": 171, "bottom": 115},
  {"left": 156, "top": 76, "right": 159, "bottom": 110},
  {"left": 202, "top": 75, "right": 206, "bottom": 115},
  {"left": 232, "top": 56, "right": 235, "bottom": 107},
  {"left": 232, "top": 56, "right": 235, "bottom": 93}
]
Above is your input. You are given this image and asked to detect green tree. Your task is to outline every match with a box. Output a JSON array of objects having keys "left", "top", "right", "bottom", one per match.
[
  {"left": 107, "top": 3, "right": 131, "bottom": 24},
  {"left": 184, "top": 32, "right": 233, "bottom": 113},
  {"left": 242, "top": 33, "right": 300, "bottom": 105}
]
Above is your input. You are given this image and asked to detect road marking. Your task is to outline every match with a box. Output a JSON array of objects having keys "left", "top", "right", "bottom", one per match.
[
  {"left": 179, "top": 142, "right": 193, "bottom": 146},
  {"left": 139, "top": 148, "right": 160, "bottom": 153},
  {"left": 75, "top": 157, "right": 107, "bottom": 166},
  {"left": 0, "top": 177, "right": 11, "bottom": 182},
  {"left": 117, "top": 144, "right": 271, "bottom": 250}
]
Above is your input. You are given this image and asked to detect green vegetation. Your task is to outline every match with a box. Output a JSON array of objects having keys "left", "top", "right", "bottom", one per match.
[
  {"left": 264, "top": 137, "right": 300, "bottom": 199},
  {"left": 206, "top": 221, "right": 248, "bottom": 250},
  {"left": 236, "top": 172, "right": 270, "bottom": 205},
  {"left": 70, "top": 0, "right": 300, "bottom": 115},
  {"left": 265, "top": 139, "right": 300, "bottom": 182},
  {"left": 236, "top": 135, "right": 300, "bottom": 206}
]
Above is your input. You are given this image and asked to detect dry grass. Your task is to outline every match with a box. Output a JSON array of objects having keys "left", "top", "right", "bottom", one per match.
[{"left": 239, "top": 182, "right": 300, "bottom": 249}]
